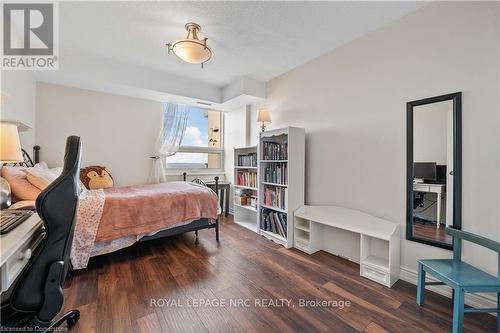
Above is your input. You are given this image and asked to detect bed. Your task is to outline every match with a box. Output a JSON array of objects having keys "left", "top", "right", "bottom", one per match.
[{"left": 3, "top": 146, "right": 220, "bottom": 270}]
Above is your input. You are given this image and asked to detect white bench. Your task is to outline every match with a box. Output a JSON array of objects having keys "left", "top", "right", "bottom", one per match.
[{"left": 294, "top": 205, "right": 400, "bottom": 287}]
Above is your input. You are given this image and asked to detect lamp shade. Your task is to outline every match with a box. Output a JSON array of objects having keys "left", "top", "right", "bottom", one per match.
[
  {"left": 0, "top": 122, "right": 23, "bottom": 163},
  {"left": 257, "top": 108, "right": 271, "bottom": 123},
  {"left": 172, "top": 39, "right": 212, "bottom": 64}
]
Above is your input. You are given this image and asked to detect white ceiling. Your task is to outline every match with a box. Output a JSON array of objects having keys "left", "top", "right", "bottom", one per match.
[{"left": 59, "top": 1, "right": 426, "bottom": 87}]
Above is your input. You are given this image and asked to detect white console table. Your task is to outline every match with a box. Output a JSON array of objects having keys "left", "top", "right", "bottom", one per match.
[{"left": 294, "top": 205, "right": 400, "bottom": 287}]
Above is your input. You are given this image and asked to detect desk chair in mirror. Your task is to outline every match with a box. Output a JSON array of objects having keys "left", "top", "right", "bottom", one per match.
[{"left": 407, "top": 92, "right": 461, "bottom": 249}]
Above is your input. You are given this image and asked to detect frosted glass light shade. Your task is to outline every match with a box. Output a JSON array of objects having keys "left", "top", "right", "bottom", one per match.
[
  {"left": 167, "top": 23, "right": 212, "bottom": 65},
  {"left": 172, "top": 40, "right": 212, "bottom": 64},
  {"left": 0, "top": 122, "right": 23, "bottom": 162},
  {"left": 257, "top": 108, "right": 271, "bottom": 123}
]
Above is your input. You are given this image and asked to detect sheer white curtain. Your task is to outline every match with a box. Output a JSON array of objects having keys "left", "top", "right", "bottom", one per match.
[{"left": 149, "top": 103, "right": 189, "bottom": 183}]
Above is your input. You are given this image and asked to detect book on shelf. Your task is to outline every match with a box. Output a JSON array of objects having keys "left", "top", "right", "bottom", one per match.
[
  {"left": 237, "top": 153, "right": 257, "bottom": 167},
  {"left": 234, "top": 188, "right": 257, "bottom": 209},
  {"left": 263, "top": 162, "right": 287, "bottom": 184},
  {"left": 262, "top": 140, "right": 288, "bottom": 160},
  {"left": 250, "top": 195, "right": 257, "bottom": 207},
  {"left": 236, "top": 170, "right": 257, "bottom": 188},
  {"left": 273, "top": 213, "right": 286, "bottom": 236},
  {"left": 270, "top": 214, "right": 277, "bottom": 234},
  {"left": 263, "top": 186, "right": 286, "bottom": 210},
  {"left": 260, "top": 209, "right": 287, "bottom": 238}
]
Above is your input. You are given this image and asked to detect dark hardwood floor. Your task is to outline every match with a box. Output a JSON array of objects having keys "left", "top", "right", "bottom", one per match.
[
  {"left": 62, "top": 215, "right": 496, "bottom": 333},
  {"left": 413, "top": 222, "right": 452, "bottom": 244}
]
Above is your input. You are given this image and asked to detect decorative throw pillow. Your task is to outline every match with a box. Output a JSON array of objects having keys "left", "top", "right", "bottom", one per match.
[
  {"left": 1, "top": 166, "right": 41, "bottom": 201},
  {"left": 25, "top": 162, "right": 63, "bottom": 190},
  {"left": 80, "top": 166, "right": 114, "bottom": 189}
]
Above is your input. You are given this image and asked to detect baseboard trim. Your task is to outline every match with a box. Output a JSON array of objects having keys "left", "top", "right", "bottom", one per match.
[{"left": 399, "top": 266, "right": 497, "bottom": 310}]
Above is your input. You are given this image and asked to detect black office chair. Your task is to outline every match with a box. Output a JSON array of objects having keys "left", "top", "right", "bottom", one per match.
[{"left": 1, "top": 136, "right": 82, "bottom": 331}]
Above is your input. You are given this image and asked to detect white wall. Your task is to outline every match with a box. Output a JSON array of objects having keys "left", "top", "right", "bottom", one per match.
[
  {"left": 224, "top": 107, "right": 248, "bottom": 211},
  {"left": 36, "top": 82, "right": 162, "bottom": 186},
  {"left": 235, "top": 2, "right": 500, "bottom": 279},
  {"left": 0, "top": 71, "right": 37, "bottom": 150},
  {"left": 413, "top": 100, "right": 450, "bottom": 165}
]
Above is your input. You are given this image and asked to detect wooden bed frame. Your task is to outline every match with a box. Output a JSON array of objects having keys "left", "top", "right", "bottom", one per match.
[{"left": 17, "top": 146, "right": 220, "bottom": 245}]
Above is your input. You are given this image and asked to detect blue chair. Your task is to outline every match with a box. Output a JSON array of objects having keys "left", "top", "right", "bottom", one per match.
[{"left": 417, "top": 227, "right": 500, "bottom": 333}]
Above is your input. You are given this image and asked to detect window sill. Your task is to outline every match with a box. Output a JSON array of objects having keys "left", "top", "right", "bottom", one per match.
[{"left": 165, "top": 170, "right": 226, "bottom": 176}]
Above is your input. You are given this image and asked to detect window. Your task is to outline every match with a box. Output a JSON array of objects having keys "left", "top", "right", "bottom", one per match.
[{"left": 167, "top": 108, "right": 223, "bottom": 171}]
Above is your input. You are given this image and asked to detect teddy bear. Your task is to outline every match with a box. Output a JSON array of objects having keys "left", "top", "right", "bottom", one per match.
[{"left": 80, "top": 166, "right": 114, "bottom": 189}]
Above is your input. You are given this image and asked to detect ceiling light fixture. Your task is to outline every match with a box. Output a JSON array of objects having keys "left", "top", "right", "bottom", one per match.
[{"left": 166, "top": 23, "right": 212, "bottom": 68}]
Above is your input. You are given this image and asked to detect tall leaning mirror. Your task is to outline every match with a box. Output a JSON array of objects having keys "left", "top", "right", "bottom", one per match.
[{"left": 406, "top": 92, "right": 461, "bottom": 250}]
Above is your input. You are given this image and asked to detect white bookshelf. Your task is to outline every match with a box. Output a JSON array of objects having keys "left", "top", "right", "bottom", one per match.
[
  {"left": 258, "top": 127, "right": 305, "bottom": 248},
  {"left": 233, "top": 146, "right": 259, "bottom": 233}
]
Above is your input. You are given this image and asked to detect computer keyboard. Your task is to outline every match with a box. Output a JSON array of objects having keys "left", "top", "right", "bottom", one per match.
[{"left": 0, "top": 210, "right": 34, "bottom": 234}]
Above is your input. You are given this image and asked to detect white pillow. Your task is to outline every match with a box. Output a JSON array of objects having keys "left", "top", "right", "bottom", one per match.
[
  {"left": 33, "top": 162, "right": 49, "bottom": 170},
  {"left": 26, "top": 163, "right": 87, "bottom": 195},
  {"left": 25, "top": 163, "right": 63, "bottom": 190}
]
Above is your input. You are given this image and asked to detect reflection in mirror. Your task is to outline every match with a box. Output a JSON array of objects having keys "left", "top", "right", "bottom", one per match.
[
  {"left": 412, "top": 101, "right": 453, "bottom": 245},
  {"left": 406, "top": 92, "right": 461, "bottom": 250}
]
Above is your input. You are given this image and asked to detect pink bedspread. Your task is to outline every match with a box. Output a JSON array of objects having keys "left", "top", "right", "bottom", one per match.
[{"left": 95, "top": 181, "right": 218, "bottom": 242}]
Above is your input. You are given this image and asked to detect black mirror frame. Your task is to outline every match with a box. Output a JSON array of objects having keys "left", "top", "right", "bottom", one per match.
[{"left": 406, "top": 92, "right": 462, "bottom": 250}]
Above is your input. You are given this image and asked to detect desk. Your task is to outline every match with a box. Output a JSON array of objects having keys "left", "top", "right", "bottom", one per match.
[
  {"left": 294, "top": 205, "right": 400, "bottom": 287},
  {"left": 206, "top": 181, "right": 230, "bottom": 217},
  {"left": 0, "top": 213, "right": 44, "bottom": 292},
  {"left": 413, "top": 183, "right": 446, "bottom": 228}
]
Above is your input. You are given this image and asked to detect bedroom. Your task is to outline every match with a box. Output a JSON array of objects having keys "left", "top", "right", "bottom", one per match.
[{"left": 0, "top": 1, "right": 499, "bottom": 333}]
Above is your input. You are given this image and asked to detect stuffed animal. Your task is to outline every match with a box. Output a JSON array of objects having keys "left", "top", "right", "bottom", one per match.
[{"left": 80, "top": 166, "right": 114, "bottom": 189}]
